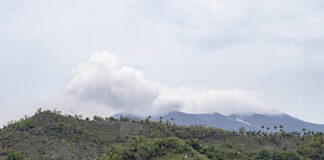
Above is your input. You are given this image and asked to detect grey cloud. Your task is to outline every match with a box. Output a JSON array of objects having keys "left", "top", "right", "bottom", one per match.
[{"left": 135, "top": 0, "right": 324, "bottom": 51}]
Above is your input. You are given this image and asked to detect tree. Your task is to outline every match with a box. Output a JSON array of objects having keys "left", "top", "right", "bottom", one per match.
[
  {"left": 279, "top": 125, "right": 283, "bottom": 129},
  {"left": 6, "top": 151, "right": 23, "bottom": 160},
  {"left": 36, "top": 107, "right": 42, "bottom": 114},
  {"left": 145, "top": 116, "right": 151, "bottom": 124},
  {"left": 159, "top": 117, "right": 163, "bottom": 124},
  {"left": 279, "top": 125, "right": 284, "bottom": 132},
  {"left": 255, "top": 149, "right": 271, "bottom": 160},
  {"left": 190, "top": 139, "right": 203, "bottom": 152},
  {"left": 239, "top": 127, "right": 246, "bottom": 136},
  {"left": 109, "top": 116, "right": 117, "bottom": 121},
  {"left": 24, "top": 120, "right": 34, "bottom": 128},
  {"left": 120, "top": 115, "right": 130, "bottom": 122},
  {"left": 93, "top": 116, "right": 103, "bottom": 121}
]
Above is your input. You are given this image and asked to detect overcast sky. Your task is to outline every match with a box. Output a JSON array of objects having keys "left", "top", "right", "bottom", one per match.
[{"left": 1, "top": 0, "right": 324, "bottom": 125}]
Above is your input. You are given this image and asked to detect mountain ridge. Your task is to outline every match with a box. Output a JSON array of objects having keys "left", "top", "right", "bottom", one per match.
[{"left": 114, "top": 111, "right": 324, "bottom": 132}]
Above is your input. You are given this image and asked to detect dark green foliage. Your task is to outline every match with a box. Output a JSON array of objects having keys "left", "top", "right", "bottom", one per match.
[
  {"left": 93, "top": 116, "right": 103, "bottom": 121},
  {"left": 98, "top": 136, "right": 200, "bottom": 160},
  {"left": 23, "top": 120, "right": 34, "bottom": 129},
  {"left": 255, "top": 149, "right": 271, "bottom": 160},
  {"left": 56, "top": 122, "right": 64, "bottom": 132},
  {"left": 190, "top": 139, "right": 206, "bottom": 154},
  {"left": 6, "top": 151, "right": 23, "bottom": 160},
  {"left": 0, "top": 109, "right": 323, "bottom": 160},
  {"left": 108, "top": 116, "right": 117, "bottom": 121},
  {"left": 296, "top": 135, "right": 324, "bottom": 159},
  {"left": 119, "top": 116, "right": 131, "bottom": 122}
]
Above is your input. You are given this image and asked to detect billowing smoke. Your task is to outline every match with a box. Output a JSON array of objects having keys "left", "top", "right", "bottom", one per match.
[{"left": 55, "top": 52, "right": 280, "bottom": 117}]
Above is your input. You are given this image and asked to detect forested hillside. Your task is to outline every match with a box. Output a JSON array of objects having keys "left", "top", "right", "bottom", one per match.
[{"left": 0, "top": 109, "right": 323, "bottom": 160}]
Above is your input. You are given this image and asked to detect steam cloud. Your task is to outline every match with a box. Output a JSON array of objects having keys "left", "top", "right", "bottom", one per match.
[{"left": 56, "top": 52, "right": 280, "bottom": 117}]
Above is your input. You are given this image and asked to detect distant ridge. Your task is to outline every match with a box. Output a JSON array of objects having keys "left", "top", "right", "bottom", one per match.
[{"left": 114, "top": 111, "right": 324, "bottom": 132}]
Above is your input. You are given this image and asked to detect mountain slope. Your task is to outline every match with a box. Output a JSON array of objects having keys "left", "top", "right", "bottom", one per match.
[
  {"left": 228, "top": 113, "right": 324, "bottom": 132},
  {"left": 115, "top": 111, "right": 324, "bottom": 132}
]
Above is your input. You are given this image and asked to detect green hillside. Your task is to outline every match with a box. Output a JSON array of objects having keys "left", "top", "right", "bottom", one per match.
[{"left": 0, "top": 109, "right": 323, "bottom": 160}]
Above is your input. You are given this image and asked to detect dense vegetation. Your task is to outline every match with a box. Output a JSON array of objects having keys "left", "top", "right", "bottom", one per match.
[{"left": 0, "top": 109, "right": 323, "bottom": 160}]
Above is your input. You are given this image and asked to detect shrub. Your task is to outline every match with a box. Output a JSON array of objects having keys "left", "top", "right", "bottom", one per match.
[
  {"left": 255, "top": 149, "right": 271, "bottom": 160},
  {"left": 6, "top": 151, "right": 23, "bottom": 160},
  {"left": 24, "top": 120, "right": 34, "bottom": 128}
]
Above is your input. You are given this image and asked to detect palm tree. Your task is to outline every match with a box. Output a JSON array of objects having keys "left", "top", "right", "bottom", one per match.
[
  {"left": 145, "top": 115, "right": 152, "bottom": 124},
  {"left": 279, "top": 125, "right": 284, "bottom": 132},
  {"left": 170, "top": 117, "right": 174, "bottom": 125},
  {"left": 159, "top": 116, "right": 163, "bottom": 124}
]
